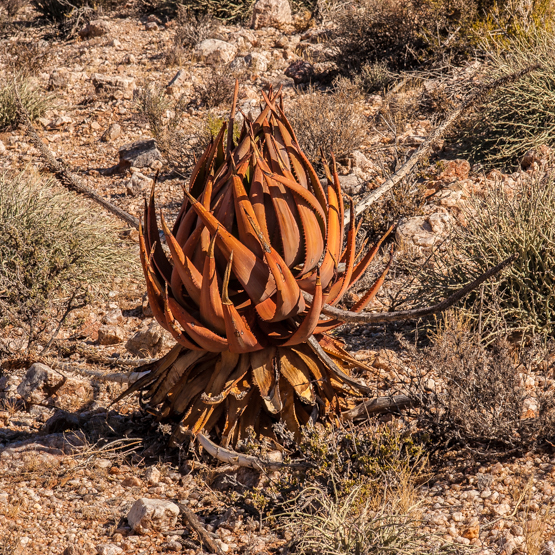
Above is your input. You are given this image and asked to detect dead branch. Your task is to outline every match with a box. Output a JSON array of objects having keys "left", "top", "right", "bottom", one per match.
[
  {"left": 307, "top": 336, "right": 373, "bottom": 394},
  {"left": 351, "top": 65, "right": 539, "bottom": 223},
  {"left": 177, "top": 501, "right": 224, "bottom": 555},
  {"left": 306, "top": 253, "right": 516, "bottom": 324},
  {"left": 51, "top": 361, "right": 149, "bottom": 384},
  {"left": 196, "top": 433, "right": 312, "bottom": 471},
  {"left": 341, "top": 395, "right": 414, "bottom": 422},
  {"left": 14, "top": 83, "right": 139, "bottom": 229}
]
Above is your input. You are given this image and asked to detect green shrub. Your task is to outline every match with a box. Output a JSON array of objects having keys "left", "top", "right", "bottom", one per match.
[
  {"left": 0, "top": 76, "right": 52, "bottom": 131},
  {"left": 0, "top": 171, "right": 138, "bottom": 350},
  {"left": 419, "top": 166, "right": 555, "bottom": 339},
  {"left": 461, "top": 30, "right": 555, "bottom": 169}
]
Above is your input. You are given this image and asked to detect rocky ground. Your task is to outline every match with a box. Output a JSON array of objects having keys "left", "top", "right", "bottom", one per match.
[{"left": 2, "top": 1, "right": 555, "bottom": 554}]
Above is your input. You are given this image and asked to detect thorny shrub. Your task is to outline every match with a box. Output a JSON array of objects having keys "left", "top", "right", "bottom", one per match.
[
  {"left": 3, "top": 40, "right": 51, "bottom": 77},
  {"left": 418, "top": 166, "right": 555, "bottom": 339},
  {"left": 0, "top": 75, "right": 52, "bottom": 130},
  {"left": 0, "top": 172, "right": 138, "bottom": 352},
  {"left": 288, "top": 78, "right": 367, "bottom": 165},
  {"left": 403, "top": 319, "right": 555, "bottom": 452},
  {"left": 193, "top": 66, "right": 237, "bottom": 109},
  {"left": 31, "top": 0, "right": 118, "bottom": 22}
]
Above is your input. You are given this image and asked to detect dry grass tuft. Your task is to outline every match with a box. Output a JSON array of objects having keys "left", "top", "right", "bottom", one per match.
[{"left": 0, "top": 75, "right": 52, "bottom": 131}]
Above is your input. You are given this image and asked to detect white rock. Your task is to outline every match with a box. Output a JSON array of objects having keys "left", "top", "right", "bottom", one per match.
[
  {"left": 145, "top": 21, "right": 159, "bottom": 31},
  {"left": 127, "top": 498, "right": 180, "bottom": 534},
  {"left": 125, "top": 320, "right": 170, "bottom": 357},
  {"left": 396, "top": 212, "right": 450, "bottom": 250},
  {"left": 125, "top": 172, "right": 153, "bottom": 197},
  {"left": 101, "top": 308, "right": 124, "bottom": 325},
  {"left": 97, "top": 325, "right": 125, "bottom": 345},
  {"left": 0, "top": 140, "right": 6, "bottom": 153},
  {"left": 245, "top": 52, "right": 270, "bottom": 73},
  {"left": 145, "top": 466, "right": 161, "bottom": 486},
  {"left": 96, "top": 544, "right": 123, "bottom": 555},
  {"left": 195, "top": 39, "right": 237, "bottom": 65},
  {"left": 251, "top": 0, "right": 292, "bottom": 29},
  {"left": 79, "top": 19, "right": 111, "bottom": 39},
  {"left": 352, "top": 150, "right": 373, "bottom": 171}
]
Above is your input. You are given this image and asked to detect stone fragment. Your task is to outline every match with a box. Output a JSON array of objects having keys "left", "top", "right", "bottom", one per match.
[
  {"left": 96, "top": 545, "right": 123, "bottom": 555},
  {"left": 145, "top": 21, "right": 159, "bottom": 31},
  {"left": 91, "top": 74, "right": 135, "bottom": 93},
  {"left": 285, "top": 60, "right": 314, "bottom": 84},
  {"left": 127, "top": 498, "right": 180, "bottom": 534},
  {"left": 117, "top": 139, "right": 162, "bottom": 171},
  {"left": 438, "top": 159, "right": 470, "bottom": 182},
  {"left": 0, "top": 374, "right": 19, "bottom": 400},
  {"left": 396, "top": 212, "right": 451, "bottom": 250},
  {"left": 145, "top": 466, "right": 161, "bottom": 486},
  {"left": 97, "top": 325, "right": 125, "bottom": 345},
  {"left": 194, "top": 39, "right": 237, "bottom": 65},
  {"left": 166, "top": 69, "right": 187, "bottom": 94},
  {"left": 107, "top": 38, "right": 121, "bottom": 48},
  {"left": 251, "top": 0, "right": 292, "bottom": 29},
  {"left": 17, "top": 363, "right": 92, "bottom": 405},
  {"left": 0, "top": 140, "right": 5, "bottom": 153},
  {"left": 79, "top": 20, "right": 111, "bottom": 39},
  {"left": 125, "top": 320, "right": 170, "bottom": 357},
  {"left": 48, "top": 69, "right": 70, "bottom": 90},
  {"left": 125, "top": 171, "right": 154, "bottom": 197},
  {"left": 122, "top": 53, "right": 136, "bottom": 64},
  {"left": 101, "top": 123, "right": 122, "bottom": 142},
  {"left": 351, "top": 150, "right": 373, "bottom": 171},
  {"left": 122, "top": 476, "right": 142, "bottom": 487},
  {"left": 63, "top": 547, "right": 89, "bottom": 555},
  {"left": 101, "top": 308, "right": 123, "bottom": 325},
  {"left": 245, "top": 52, "right": 270, "bottom": 73}
]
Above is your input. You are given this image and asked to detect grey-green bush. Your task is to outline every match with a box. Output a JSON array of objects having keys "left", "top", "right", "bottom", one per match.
[
  {"left": 462, "top": 30, "right": 555, "bottom": 169},
  {"left": 0, "top": 171, "right": 138, "bottom": 350},
  {"left": 420, "top": 165, "right": 555, "bottom": 339}
]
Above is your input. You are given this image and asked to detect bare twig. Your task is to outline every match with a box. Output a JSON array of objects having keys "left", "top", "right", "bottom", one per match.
[
  {"left": 196, "top": 433, "right": 312, "bottom": 470},
  {"left": 177, "top": 502, "right": 224, "bottom": 555},
  {"left": 351, "top": 65, "right": 539, "bottom": 224},
  {"left": 305, "top": 253, "right": 517, "bottom": 324},
  {"left": 50, "top": 361, "right": 149, "bottom": 384},
  {"left": 14, "top": 83, "right": 139, "bottom": 229},
  {"left": 341, "top": 395, "right": 415, "bottom": 422}
]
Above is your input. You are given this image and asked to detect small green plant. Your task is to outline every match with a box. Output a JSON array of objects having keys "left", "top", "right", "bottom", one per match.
[
  {"left": 359, "top": 61, "right": 396, "bottom": 93},
  {"left": 0, "top": 75, "right": 52, "bottom": 131},
  {"left": 0, "top": 171, "right": 138, "bottom": 351}
]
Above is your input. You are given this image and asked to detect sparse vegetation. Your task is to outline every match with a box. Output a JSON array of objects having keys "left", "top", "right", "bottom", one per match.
[
  {"left": 0, "top": 0, "right": 25, "bottom": 18},
  {"left": 31, "top": 0, "right": 117, "bottom": 22},
  {"left": 0, "top": 171, "right": 137, "bottom": 351},
  {"left": 288, "top": 78, "right": 367, "bottom": 164},
  {"left": 462, "top": 30, "right": 555, "bottom": 168},
  {"left": 193, "top": 65, "right": 237, "bottom": 108}
]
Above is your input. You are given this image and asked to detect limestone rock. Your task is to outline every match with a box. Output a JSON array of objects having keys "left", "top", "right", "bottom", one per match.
[
  {"left": 91, "top": 74, "right": 135, "bottom": 93},
  {"left": 145, "top": 21, "right": 159, "bottom": 31},
  {"left": 0, "top": 140, "right": 5, "bottom": 153},
  {"left": 127, "top": 498, "right": 180, "bottom": 534},
  {"left": 125, "top": 320, "right": 170, "bottom": 357},
  {"left": 117, "top": 139, "right": 162, "bottom": 171},
  {"left": 97, "top": 325, "right": 125, "bottom": 345},
  {"left": 101, "top": 308, "right": 123, "bottom": 326},
  {"left": 438, "top": 159, "right": 470, "bottom": 182},
  {"left": 245, "top": 52, "right": 270, "bottom": 73},
  {"left": 396, "top": 212, "right": 450, "bottom": 249},
  {"left": 96, "top": 544, "right": 123, "bottom": 555},
  {"left": 17, "top": 363, "right": 92, "bottom": 405},
  {"left": 79, "top": 20, "right": 111, "bottom": 39},
  {"left": 125, "top": 171, "right": 154, "bottom": 197},
  {"left": 251, "top": 0, "right": 292, "bottom": 29},
  {"left": 145, "top": 466, "right": 161, "bottom": 486},
  {"left": 194, "top": 39, "right": 237, "bottom": 65},
  {"left": 101, "top": 123, "right": 122, "bottom": 142}
]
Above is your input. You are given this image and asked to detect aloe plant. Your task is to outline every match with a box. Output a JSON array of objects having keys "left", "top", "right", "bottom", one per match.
[{"left": 118, "top": 86, "right": 393, "bottom": 447}]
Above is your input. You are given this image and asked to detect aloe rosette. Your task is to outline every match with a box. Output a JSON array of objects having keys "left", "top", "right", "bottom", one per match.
[{"left": 118, "top": 86, "right": 392, "bottom": 447}]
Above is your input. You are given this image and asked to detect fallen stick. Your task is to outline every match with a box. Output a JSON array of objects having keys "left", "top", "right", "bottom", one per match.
[
  {"left": 177, "top": 502, "right": 224, "bottom": 555},
  {"left": 51, "top": 361, "right": 148, "bottom": 384},
  {"left": 14, "top": 84, "right": 140, "bottom": 229},
  {"left": 341, "top": 394, "right": 414, "bottom": 422},
  {"left": 306, "top": 253, "right": 516, "bottom": 325},
  {"left": 350, "top": 65, "right": 539, "bottom": 223},
  {"left": 196, "top": 433, "right": 311, "bottom": 471}
]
